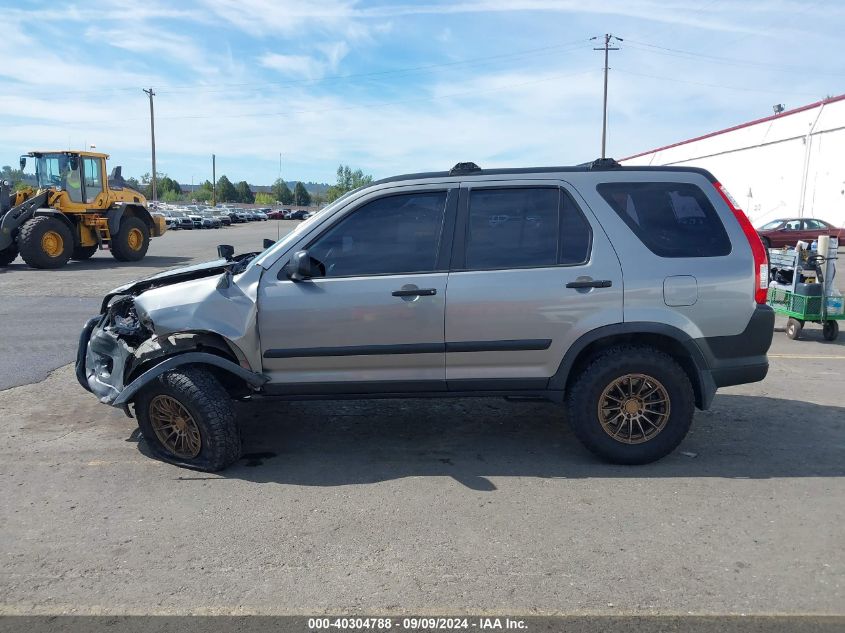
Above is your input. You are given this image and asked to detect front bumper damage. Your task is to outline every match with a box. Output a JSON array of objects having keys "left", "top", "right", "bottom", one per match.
[{"left": 76, "top": 294, "right": 267, "bottom": 407}]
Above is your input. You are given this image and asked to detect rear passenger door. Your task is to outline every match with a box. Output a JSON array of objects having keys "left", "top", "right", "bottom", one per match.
[{"left": 444, "top": 181, "right": 623, "bottom": 388}]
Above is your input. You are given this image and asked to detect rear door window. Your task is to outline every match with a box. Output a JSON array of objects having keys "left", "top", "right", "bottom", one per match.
[
  {"left": 596, "top": 182, "right": 731, "bottom": 257},
  {"left": 462, "top": 187, "right": 591, "bottom": 269}
]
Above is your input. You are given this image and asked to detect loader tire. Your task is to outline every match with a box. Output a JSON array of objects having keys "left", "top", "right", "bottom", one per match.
[
  {"left": 0, "top": 244, "right": 18, "bottom": 266},
  {"left": 71, "top": 244, "right": 99, "bottom": 260},
  {"left": 18, "top": 216, "right": 73, "bottom": 269},
  {"left": 111, "top": 217, "right": 150, "bottom": 262}
]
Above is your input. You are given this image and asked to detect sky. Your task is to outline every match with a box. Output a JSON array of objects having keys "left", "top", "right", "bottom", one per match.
[{"left": 0, "top": 0, "right": 842, "bottom": 186}]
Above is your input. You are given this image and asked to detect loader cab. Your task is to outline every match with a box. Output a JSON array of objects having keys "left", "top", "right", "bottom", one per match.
[{"left": 27, "top": 151, "right": 109, "bottom": 208}]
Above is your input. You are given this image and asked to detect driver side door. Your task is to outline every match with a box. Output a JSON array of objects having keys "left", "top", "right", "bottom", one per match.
[{"left": 258, "top": 185, "right": 458, "bottom": 394}]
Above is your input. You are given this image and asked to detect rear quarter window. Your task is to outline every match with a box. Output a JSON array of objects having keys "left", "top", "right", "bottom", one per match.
[{"left": 596, "top": 182, "right": 731, "bottom": 258}]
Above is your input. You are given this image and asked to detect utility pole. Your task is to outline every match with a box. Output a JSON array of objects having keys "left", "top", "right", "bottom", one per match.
[
  {"left": 592, "top": 34, "right": 622, "bottom": 159},
  {"left": 212, "top": 154, "right": 217, "bottom": 206},
  {"left": 143, "top": 88, "right": 157, "bottom": 202}
]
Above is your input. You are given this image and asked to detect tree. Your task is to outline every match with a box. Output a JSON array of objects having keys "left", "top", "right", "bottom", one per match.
[
  {"left": 192, "top": 180, "right": 214, "bottom": 203},
  {"left": 141, "top": 172, "right": 182, "bottom": 200},
  {"left": 294, "top": 181, "right": 311, "bottom": 206},
  {"left": 216, "top": 175, "right": 238, "bottom": 202},
  {"left": 272, "top": 178, "right": 294, "bottom": 205},
  {"left": 125, "top": 176, "right": 142, "bottom": 192},
  {"left": 235, "top": 180, "right": 254, "bottom": 204},
  {"left": 326, "top": 164, "right": 373, "bottom": 202},
  {"left": 254, "top": 192, "right": 275, "bottom": 205}
]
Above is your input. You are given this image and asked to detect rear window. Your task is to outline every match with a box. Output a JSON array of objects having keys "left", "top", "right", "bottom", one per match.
[{"left": 596, "top": 182, "right": 731, "bottom": 257}]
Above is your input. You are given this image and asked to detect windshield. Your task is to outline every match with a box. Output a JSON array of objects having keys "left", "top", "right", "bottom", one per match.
[
  {"left": 35, "top": 154, "right": 74, "bottom": 189},
  {"left": 759, "top": 220, "right": 784, "bottom": 230}
]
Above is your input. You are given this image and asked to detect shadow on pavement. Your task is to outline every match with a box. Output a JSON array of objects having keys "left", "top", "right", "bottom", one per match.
[
  {"left": 151, "top": 394, "right": 845, "bottom": 489},
  {"left": 1, "top": 255, "right": 194, "bottom": 273}
]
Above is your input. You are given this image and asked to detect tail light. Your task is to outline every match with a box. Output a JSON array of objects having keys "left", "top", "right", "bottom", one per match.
[{"left": 714, "top": 182, "right": 768, "bottom": 304}]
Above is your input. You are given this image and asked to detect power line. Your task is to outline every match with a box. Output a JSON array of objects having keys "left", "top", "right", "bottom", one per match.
[
  {"left": 613, "top": 67, "right": 822, "bottom": 98},
  {"left": 43, "top": 67, "right": 603, "bottom": 127},
  {"left": 0, "top": 38, "right": 592, "bottom": 98},
  {"left": 623, "top": 39, "right": 844, "bottom": 77}
]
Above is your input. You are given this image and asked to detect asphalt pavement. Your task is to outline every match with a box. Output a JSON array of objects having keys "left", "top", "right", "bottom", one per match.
[{"left": 0, "top": 222, "right": 843, "bottom": 618}]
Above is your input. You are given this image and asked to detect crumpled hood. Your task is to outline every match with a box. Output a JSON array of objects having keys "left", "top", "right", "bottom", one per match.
[{"left": 100, "top": 258, "right": 229, "bottom": 312}]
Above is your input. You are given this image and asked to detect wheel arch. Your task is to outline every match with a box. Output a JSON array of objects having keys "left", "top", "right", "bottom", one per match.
[
  {"left": 550, "top": 323, "right": 715, "bottom": 410},
  {"left": 114, "top": 350, "right": 268, "bottom": 407},
  {"left": 32, "top": 208, "right": 76, "bottom": 234},
  {"left": 107, "top": 203, "right": 154, "bottom": 235}
]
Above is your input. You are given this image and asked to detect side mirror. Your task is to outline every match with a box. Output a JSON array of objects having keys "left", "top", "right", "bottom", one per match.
[
  {"left": 263, "top": 238, "right": 275, "bottom": 249},
  {"left": 217, "top": 244, "right": 235, "bottom": 261},
  {"left": 19, "top": 157, "right": 26, "bottom": 171},
  {"left": 289, "top": 250, "right": 312, "bottom": 281}
]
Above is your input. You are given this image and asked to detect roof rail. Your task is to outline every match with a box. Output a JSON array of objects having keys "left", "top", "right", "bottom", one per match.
[
  {"left": 449, "top": 162, "right": 482, "bottom": 175},
  {"left": 581, "top": 157, "right": 622, "bottom": 170}
]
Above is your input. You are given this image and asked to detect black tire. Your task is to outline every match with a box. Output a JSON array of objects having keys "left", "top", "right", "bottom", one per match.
[
  {"left": 786, "top": 317, "right": 803, "bottom": 340},
  {"left": 566, "top": 346, "right": 695, "bottom": 465},
  {"left": 111, "top": 216, "right": 150, "bottom": 262},
  {"left": 822, "top": 320, "right": 839, "bottom": 341},
  {"left": 0, "top": 244, "right": 18, "bottom": 266},
  {"left": 71, "top": 244, "right": 98, "bottom": 260},
  {"left": 18, "top": 216, "right": 73, "bottom": 269},
  {"left": 135, "top": 366, "right": 241, "bottom": 471}
]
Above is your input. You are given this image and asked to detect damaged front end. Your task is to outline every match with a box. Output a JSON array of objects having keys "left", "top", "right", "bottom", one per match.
[{"left": 76, "top": 253, "right": 268, "bottom": 408}]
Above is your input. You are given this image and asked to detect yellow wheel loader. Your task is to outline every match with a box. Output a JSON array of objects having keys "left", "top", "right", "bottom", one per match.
[{"left": 0, "top": 151, "right": 166, "bottom": 269}]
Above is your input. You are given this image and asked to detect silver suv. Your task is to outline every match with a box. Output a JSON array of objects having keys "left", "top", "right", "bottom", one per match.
[{"left": 77, "top": 159, "right": 774, "bottom": 471}]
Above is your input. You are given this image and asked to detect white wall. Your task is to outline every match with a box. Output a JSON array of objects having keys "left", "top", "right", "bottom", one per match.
[{"left": 621, "top": 96, "right": 845, "bottom": 228}]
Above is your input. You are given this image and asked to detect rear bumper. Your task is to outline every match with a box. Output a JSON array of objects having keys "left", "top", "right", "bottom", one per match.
[{"left": 695, "top": 304, "right": 775, "bottom": 390}]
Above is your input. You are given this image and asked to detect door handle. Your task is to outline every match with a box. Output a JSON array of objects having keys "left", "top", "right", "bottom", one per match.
[
  {"left": 392, "top": 288, "right": 437, "bottom": 297},
  {"left": 566, "top": 279, "right": 612, "bottom": 289}
]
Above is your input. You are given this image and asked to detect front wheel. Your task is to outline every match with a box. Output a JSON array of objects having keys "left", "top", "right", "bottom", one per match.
[
  {"left": 566, "top": 346, "right": 695, "bottom": 465},
  {"left": 823, "top": 320, "right": 839, "bottom": 341},
  {"left": 135, "top": 366, "right": 241, "bottom": 471},
  {"left": 18, "top": 216, "right": 73, "bottom": 269},
  {"left": 786, "top": 317, "right": 803, "bottom": 340}
]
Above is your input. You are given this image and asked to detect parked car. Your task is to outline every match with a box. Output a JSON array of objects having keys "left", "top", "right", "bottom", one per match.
[
  {"left": 163, "top": 215, "right": 180, "bottom": 230},
  {"left": 213, "top": 212, "right": 232, "bottom": 226},
  {"left": 172, "top": 213, "right": 194, "bottom": 230},
  {"left": 253, "top": 211, "right": 269, "bottom": 221},
  {"left": 77, "top": 159, "right": 774, "bottom": 471},
  {"left": 757, "top": 217, "right": 845, "bottom": 248},
  {"left": 200, "top": 214, "right": 221, "bottom": 229},
  {"left": 267, "top": 209, "right": 284, "bottom": 220},
  {"left": 187, "top": 214, "right": 203, "bottom": 229},
  {"left": 287, "top": 209, "right": 309, "bottom": 220}
]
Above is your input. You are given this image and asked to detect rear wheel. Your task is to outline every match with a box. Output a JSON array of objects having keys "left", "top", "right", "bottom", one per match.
[
  {"left": 566, "top": 346, "right": 695, "bottom": 465},
  {"left": 786, "top": 317, "right": 803, "bottom": 340},
  {"left": 71, "top": 244, "right": 98, "bottom": 260},
  {"left": 0, "top": 244, "right": 18, "bottom": 266},
  {"left": 823, "top": 320, "right": 839, "bottom": 341},
  {"left": 135, "top": 366, "right": 241, "bottom": 471},
  {"left": 18, "top": 216, "right": 73, "bottom": 269},
  {"left": 111, "top": 216, "right": 150, "bottom": 262}
]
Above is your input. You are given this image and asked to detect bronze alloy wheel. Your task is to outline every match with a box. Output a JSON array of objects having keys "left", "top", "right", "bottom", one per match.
[
  {"left": 597, "top": 373, "right": 671, "bottom": 444},
  {"left": 148, "top": 394, "right": 202, "bottom": 458}
]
